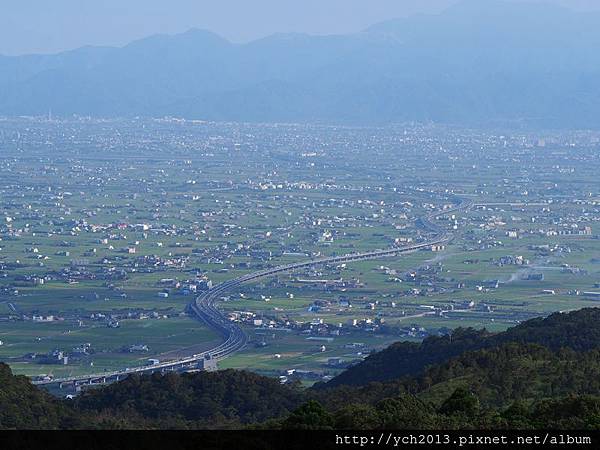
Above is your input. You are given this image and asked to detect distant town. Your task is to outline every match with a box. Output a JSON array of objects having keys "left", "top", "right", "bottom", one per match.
[{"left": 1, "top": 116, "right": 599, "bottom": 390}]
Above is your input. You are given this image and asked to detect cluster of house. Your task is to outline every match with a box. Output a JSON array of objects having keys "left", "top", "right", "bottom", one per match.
[
  {"left": 494, "top": 255, "right": 529, "bottom": 266},
  {"left": 227, "top": 307, "right": 391, "bottom": 337},
  {"left": 156, "top": 276, "right": 213, "bottom": 297},
  {"left": 292, "top": 276, "right": 364, "bottom": 291},
  {"left": 23, "top": 349, "right": 70, "bottom": 365}
]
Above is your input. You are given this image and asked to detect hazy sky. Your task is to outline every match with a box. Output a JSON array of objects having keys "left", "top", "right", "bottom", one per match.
[{"left": 2, "top": 0, "right": 599, "bottom": 56}]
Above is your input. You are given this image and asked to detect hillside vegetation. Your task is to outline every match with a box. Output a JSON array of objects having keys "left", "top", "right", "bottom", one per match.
[
  {"left": 4, "top": 308, "right": 600, "bottom": 429},
  {"left": 323, "top": 308, "right": 600, "bottom": 388}
]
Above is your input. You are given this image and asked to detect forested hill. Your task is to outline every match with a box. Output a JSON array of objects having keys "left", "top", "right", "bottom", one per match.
[
  {"left": 323, "top": 308, "right": 600, "bottom": 388},
  {"left": 5, "top": 308, "right": 600, "bottom": 430},
  {"left": 0, "top": 363, "right": 76, "bottom": 429},
  {"left": 296, "top": 343, "right": 600, "bottom": 430},
  {"left": 74, "top": 369, "right": 303, "bottom": 428},
  {"left": 0, "top": 365, "right": 304, "bottom": 430}
]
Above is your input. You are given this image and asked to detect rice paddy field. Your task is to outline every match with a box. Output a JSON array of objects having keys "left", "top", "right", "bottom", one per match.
[{"left": 1, "top": 118, "right": 600, "bottom": 380}]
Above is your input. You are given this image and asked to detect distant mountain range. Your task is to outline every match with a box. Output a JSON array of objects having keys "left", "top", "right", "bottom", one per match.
[{"left": 2, "top": 0, "right": 600, "bottom": 128}]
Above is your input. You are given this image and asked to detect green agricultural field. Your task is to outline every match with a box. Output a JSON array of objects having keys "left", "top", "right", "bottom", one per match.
[
  {"left": 0, "top": 317, "right": 220, "bottom": 377},
  {"left": 2, "top": 119, "right": 600, "bottom": 381}
]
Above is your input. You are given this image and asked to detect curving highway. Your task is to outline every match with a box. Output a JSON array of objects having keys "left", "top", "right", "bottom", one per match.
[
  {"left": 32, "top": 199, "right": 468, "bottom": 387},
  {"left": 188, "top": 198, "right": 468, "bottom": 363}
]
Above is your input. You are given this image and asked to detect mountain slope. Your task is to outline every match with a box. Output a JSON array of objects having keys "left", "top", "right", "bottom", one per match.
[
  {"left": 0, "top": 363, "right": 76, "bottom": 429},
  {"left": 74, "top": 369, "right": 304, "bottom": 429},
  {"left": 5, "top": 308, "right": 600, "bottom": 429},
  {"left": 323, "top": 308, "right": 600, "bottom": 388},
  {"left": 1, "top": 0, "right": 600, "bottom": 127}
]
